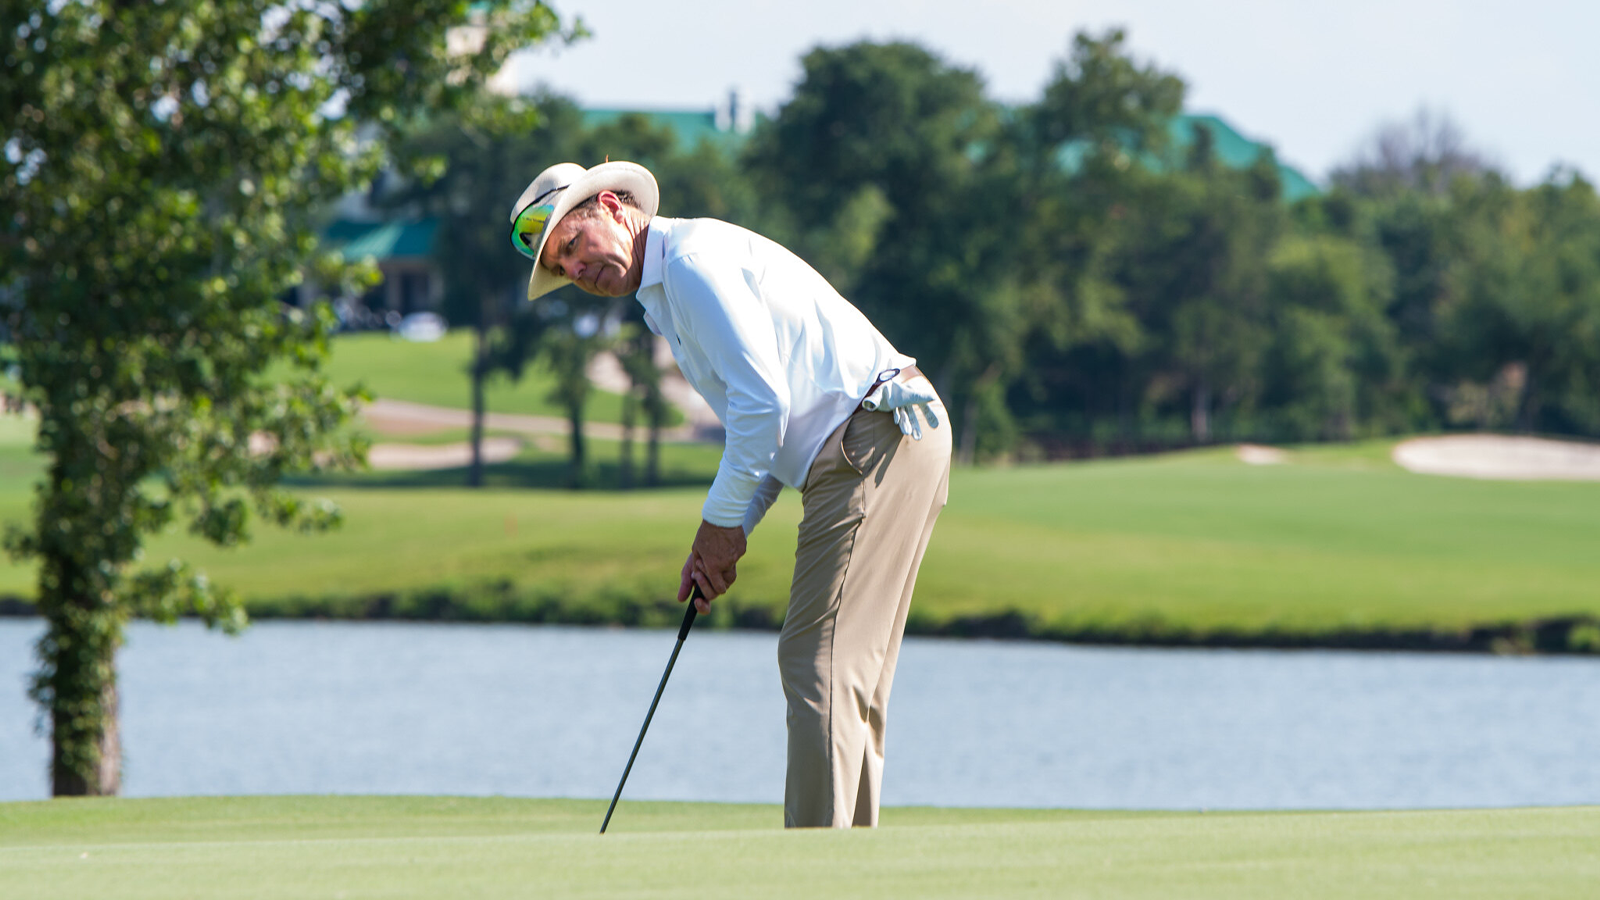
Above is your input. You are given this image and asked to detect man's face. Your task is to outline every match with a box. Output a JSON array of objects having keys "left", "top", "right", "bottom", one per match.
[{"left": 539, "top": 199, "right": 639, "bottom": 297}]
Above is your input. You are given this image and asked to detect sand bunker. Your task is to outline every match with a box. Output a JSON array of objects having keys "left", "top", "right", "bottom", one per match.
[
  {"left": 1392, "top": 434, "right": 1600, "bottom": 481},
  {"left": 367, "top": 437, "right": 521, "bottom": 471},
  {"left": 1237, "top": 444, "right": 1288, "bottom": 465}
]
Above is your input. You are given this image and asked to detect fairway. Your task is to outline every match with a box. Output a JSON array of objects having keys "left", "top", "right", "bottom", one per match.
[
  {"left": 3, "top": 420, "right": 1600, "bottom": 644},
  {"left": 1, "top": 796, "right": 1597, "bottom": 899},
  {"left": 313, "top": 331, "right": 666, "bottom": 425},
  {"left": 115, "top": 446, "right": 1600, "bottom": 640}
]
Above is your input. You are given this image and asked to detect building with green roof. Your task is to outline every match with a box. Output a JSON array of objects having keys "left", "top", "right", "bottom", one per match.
[
  {"left": 311, "top": 98, "right": 1317, "bottom": 325},
  {"left": 1168, "top": 114, "right": 1319, "bottom": 201}
]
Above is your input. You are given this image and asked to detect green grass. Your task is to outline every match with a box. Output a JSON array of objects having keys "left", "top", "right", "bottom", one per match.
[
  {"left": 917, "top": 445, "right": 1600, "bottom": 634},
  {"left": 4, "top": 419, "right": 1600, "bottom": 641},
  {"left": 316, "top": 330, "right": 680, "bottom": 425},
  {"left": 144, "top": 441, "right": 1600, "bottom": 637},
  {"left": 1, "top": 796, "right": 1596, "bottom": 899}
]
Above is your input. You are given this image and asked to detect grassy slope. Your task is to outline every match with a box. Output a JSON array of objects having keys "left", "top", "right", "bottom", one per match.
[
  {"left": 922, "top": 446, "right": 1600, "bottom": 633},
  {"left": 2, "top": 797, "right": 1597, "bottom": 899},
  {"left": 144, "top": 444, "right": 1600, "bottom": 635},
  {"left": 3, "top": 425, "right": 1600, "bottom": 630},
  {"left": 318, "top": 330, "right": 646, "bottom": 424},
  {"left": 4, "top": 412, "right": 1600, "bottom": 636}
]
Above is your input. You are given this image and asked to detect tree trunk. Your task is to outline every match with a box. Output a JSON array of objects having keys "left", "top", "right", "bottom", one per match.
[
  {"left": 646, "top": 409, "right": 662, "bottom": 487},
  {"left": 40, "top": 548, "right": 122, "bottom": 796},
  {"left": 53, "top": 677, "right": 120, "bottom": 796},
  {"left": 1190, "top": 378, "right": 1211, "bottom": 444},
  {"left": 468, "top": 323, "right": 488, "bottom": 488},
  {"left": 566, "top": 402, "right": 586, "bottom": 489},
  {"left": 619, "top": 389, "right": 636, "bottom": 490},
  {"left": 1514, "top": 368, "right": 1539, "bottom": 434},
  {"left": 957, "top": 363, "right": 1002, "bottom": 467},
  {"left": 958, "top": 392, "right": 981, "bottom": 467},
  {"left": 643, "top": 384, "right": 665, "bottom": 488}
]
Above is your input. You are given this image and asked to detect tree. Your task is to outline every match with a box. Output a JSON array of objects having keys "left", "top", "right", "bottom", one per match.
[
  {"left": 743, "top": 40, "right": 1007, "bottom": 458},
  {"left": 528, "top": 287, "right": 612, "bottom": 488},
  {"left": 384, "top": 92, "right": 582, "bottom": 486},
  {"left": 1448, "top": 171, "right": 1600, "bottom": 433},
  {"left": 1330, "top": 107, "right": 1495, "bottom": 198},
  {"left": 1004, "top": 30, "right": 1187, "bottom": 451},
  {"left": 1259, "top": 234, "right": 1399, "bottom": 440},
  {"left": 613, "top": 309, "right": 670, "bottom": 488},
  {"left": 574, "top": 111, "right": 758, "bottom": 485},
  {"left": 0, "top": 0, "right": 565, "bottom": 796}
]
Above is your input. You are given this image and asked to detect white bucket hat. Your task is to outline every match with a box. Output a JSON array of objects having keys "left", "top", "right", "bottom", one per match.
[{"left": 508, "top": 161, "right": 660, "bottom": 300}]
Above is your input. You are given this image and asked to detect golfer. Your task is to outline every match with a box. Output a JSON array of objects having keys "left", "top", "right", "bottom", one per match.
[{"left": 508, "top": 161, "right": 951, "bottom": 828}]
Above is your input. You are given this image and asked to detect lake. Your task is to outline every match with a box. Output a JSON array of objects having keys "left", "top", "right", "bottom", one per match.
[{"left": 2, "top": 619, "right": 1598, "bottom": 809}]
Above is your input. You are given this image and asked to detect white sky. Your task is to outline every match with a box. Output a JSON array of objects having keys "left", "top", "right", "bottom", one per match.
[{"left": 500, "top": 0, "right": 1599, "bottom": 186}]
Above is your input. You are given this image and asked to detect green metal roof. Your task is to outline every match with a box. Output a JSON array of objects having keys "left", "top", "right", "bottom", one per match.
[
  {"left": 1052, "top": 114, "right": 1319, "bottom": 202},
  {"left": 322, "top": 218, "right": 439, "bottom": 260},
  {"left": 602, "top": 105, "right": 1318, "bottom": 202},
  {"left": 1168, "top": 114, "right": 1321, "bottom": 202}
]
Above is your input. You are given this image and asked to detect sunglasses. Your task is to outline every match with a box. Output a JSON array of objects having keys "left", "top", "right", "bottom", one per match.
[{"left": 509, "top": 200, "right": 558, "bottom": 261}]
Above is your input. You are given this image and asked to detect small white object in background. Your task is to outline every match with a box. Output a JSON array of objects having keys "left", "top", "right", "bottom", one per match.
[
  {"left": 397, "top": 312, "right": 446, "bottom": 342},
  {"left": 862, "top": 379, "right": 941, "bottom": 440}
]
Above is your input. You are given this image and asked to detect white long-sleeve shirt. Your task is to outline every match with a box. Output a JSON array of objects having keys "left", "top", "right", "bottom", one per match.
[{"left": 634, "top": 217, "right": 913, "bottom": 530}]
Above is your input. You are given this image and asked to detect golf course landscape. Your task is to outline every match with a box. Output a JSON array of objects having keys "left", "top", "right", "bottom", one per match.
[{"left": 12, "top": 4, "right": 1600, "bottom": 896}]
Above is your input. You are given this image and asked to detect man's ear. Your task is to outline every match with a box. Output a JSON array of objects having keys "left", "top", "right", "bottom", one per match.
[{"left": 598, "top": 190, "right": 625, "bottom": 220}]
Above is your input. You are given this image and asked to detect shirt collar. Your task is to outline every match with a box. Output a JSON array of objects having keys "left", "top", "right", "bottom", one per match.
[{"left": 639, "top": 216, "right": 671, "bottom": 291}]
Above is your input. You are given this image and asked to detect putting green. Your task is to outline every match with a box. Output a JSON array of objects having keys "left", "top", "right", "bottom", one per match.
[{"left": 2, "top": 797, "right": 1597, "bottom": 899}]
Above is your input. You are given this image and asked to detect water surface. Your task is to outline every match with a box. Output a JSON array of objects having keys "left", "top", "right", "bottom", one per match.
[{"left": 2, "top": 619, "right": 1596, "bottom": 809}]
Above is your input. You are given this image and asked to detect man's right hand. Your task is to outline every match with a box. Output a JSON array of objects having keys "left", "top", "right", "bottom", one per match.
[{"left": 678, "top": 519, "right": 747, "bottom": 612}]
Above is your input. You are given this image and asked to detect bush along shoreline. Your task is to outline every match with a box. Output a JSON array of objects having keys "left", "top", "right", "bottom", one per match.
[{"left": 4, "top": 587, "right": 1600, "bottom": 655}]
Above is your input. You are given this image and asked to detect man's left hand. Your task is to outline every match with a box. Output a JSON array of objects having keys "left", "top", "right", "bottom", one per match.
[
  {"left": 862, "top": 379, "right": 942, "bottom": 440},
  {"left": 679, "top": 520, "right": 747, "bottom": 612}
]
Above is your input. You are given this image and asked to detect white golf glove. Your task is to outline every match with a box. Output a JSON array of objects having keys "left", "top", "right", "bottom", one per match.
[{"left": 862, "top": 379, "right": 942, "bottom": 440}]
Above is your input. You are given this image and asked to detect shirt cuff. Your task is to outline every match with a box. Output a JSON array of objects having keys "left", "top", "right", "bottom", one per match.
[{"left": 702, "top": 466, "right": 762, "bottom": 528}]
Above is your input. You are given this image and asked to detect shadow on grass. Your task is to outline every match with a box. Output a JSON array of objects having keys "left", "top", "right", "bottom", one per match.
[{"left": 285, "top": 456, "right": 716, "bottom": 491}]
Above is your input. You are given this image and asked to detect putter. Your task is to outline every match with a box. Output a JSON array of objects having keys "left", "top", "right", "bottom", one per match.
[{"left": 599, "top": 585, "right": 704, "bottom": 834}]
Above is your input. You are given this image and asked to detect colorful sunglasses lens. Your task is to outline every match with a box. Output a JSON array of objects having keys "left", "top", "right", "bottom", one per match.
[{"left": 511, "top": 202, "right": 556, "bottom": 259}]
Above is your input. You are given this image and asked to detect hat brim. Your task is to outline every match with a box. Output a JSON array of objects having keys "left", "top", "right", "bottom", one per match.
[{"left": 517, "top": 161, "right": 660, "bottom": 300}]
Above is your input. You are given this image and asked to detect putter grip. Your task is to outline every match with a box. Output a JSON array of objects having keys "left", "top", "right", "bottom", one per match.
[{"left": 678, "top": 586, "right": 702, "bottom": 641}]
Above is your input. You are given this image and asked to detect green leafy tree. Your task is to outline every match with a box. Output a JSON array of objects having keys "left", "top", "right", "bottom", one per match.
[
  {"left": 1259, "top": 234, "right": 1400, "bottom": 440},
  {"left": 1165, "top": 155, "right": 1283, "bottom": 442},
  {"left": 1325, "top": 109, "right": 1506, "bottom": 431},
  {"left": 1448, "top": 171, "right": 1600, "bottom": 433},
  {"left": 384, "top": 92, "right": 583, "bottom": 486},
  {"left": 0, "top": 0, "right": 565, "bottom": 796},
  {"left": 613, "top": 311, "right": 671, "bottom": 488},
  {"left": 576, "top": 111, "right": 757, "bottom": 485},
  {"left": 527, "top": 288, "right": 610, "bottom": 487},
  {"left": 743, "top": 40, "right": 1008, "bottom": 458},
  {"left": 1004, "top": 30, "right": 1186, "bottom": 451},
  {"left": 1081, "top": 147, "right": 1282, "bottom": 444}
]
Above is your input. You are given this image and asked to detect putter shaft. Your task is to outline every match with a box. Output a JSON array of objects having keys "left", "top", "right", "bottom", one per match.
[{"left": 600, "top": 587, "right": 702, "bottom": 834}]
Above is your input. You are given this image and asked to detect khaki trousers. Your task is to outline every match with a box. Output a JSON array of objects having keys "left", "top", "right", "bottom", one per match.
[{"left": 778, "top": 386, "right": 951, "bottom": 828}]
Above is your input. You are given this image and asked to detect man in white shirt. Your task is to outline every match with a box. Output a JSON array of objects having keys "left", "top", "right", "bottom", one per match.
[{"left": 509, "top": 161, "right": 951, "bottom": 828}]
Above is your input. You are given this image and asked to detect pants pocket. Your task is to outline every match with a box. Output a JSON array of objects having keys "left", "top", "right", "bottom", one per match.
[{"left": 841, "top": 410, "right": 892, "bottom": 475}]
